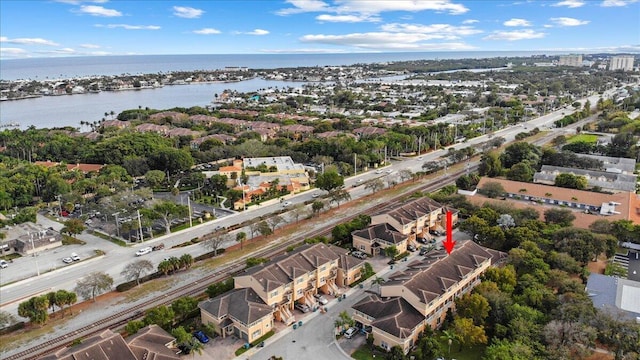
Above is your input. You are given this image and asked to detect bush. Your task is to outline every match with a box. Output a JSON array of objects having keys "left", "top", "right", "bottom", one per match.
[{"left": 194, "top": 248, "right": 225, "bottom": 261}]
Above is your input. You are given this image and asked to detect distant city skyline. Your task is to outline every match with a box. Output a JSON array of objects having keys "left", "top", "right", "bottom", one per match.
[{"left": 1, "top": 0, "right": 639, "bottom": 59}]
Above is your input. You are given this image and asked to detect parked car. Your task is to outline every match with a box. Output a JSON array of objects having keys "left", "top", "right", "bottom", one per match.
[
  {"left": 62, "top": 257, "right": 73, "bottom": 264},
  {"left": 71, "top": 253, "right": 80, "bottom": 261},
  {"left": 351, "top": 251, "right": 367, "bottom": 260},
  {"left": 314, "top": 294, "right": 328, "bottom": 305},
  {"left": 344, "top": 327, "right": 357, "bottom": 339},
  {"left": 282, "top": 201, "right": 292, "bottom": 207},
  {"left": 407, "top": 244, "right": 417, "bottom": 252},
  {"left": 135, "top": 247, "right": 152, "bottom": 256},
  {"left": 0, "top": 260, "right": 8, "bottom": 269},
  {"left": 193, "top": 330, "right": 210, "bottom": 344},
  {"left": 312, "top": 193, "right": 320, "bottom": 198},
  {"left": 295, "top": 303, "right": 310, "bottom": 313}
]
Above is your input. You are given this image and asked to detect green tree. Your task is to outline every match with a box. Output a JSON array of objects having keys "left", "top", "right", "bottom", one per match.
[
  {"left": 315, "top": 170, "right": 344, "bottom": 192},
  {"left": 144, "top": 305, "right": 175, "bottom": 331},
  {"left": 125, "top": 320, "right": 145, "bottom": 335},
  {"left": 328, "top": 188, "right": 351, "bottom": 208},
  {"left": 74, "top": 272, "right": 114, "bottom": 302},
  {"left": 452, "top": 317, "right": 488, "bottom": 350},
  {"left": 148, "top": 148, "right": 194, "bottom": 176},
  {"left": 236, "top": 231, "right": 247, "bottom": 250},
  {"left": 483, "top": 339, "right": 535, "bottom": 360},
  {"left": 147, "top": 201, "right": 188, "bottom": 234},
  {"left": 179, "top": 253, "right": 193, "bottom": 270},
  {"left": 365, "top": 178, "right": 385, "bottom": 193},
  {"left": 479, "top": 151, "right": 503, "bottom": 177},
  {"left": 440, "top": 329, "right": 458, "bottom": 357},
  {"left": 0, "top": 310, "right": 17, "bottom": 329},
  {"left": 554, "top": 173, "right": 588, "bottom": 190},
  {"left": 311, "top": 200, "right": 325, "bottom": 214},
  {"left": 144, "top": 170, "right": 166, "bottom": 188},
  {"left": 18, "top": 295, "right": 49, "bottom": 325},
  {"left": 500, "top": 142, "right": 542, "bottom": 169},
  {"left": 455, "top": 293, "right": 491, "bottom": 326},
  {"left": 171, "top": 296, "right": 198, "bottom": 322},
  {"left": 544, "top": 208, "right": 576, "bottom": 227},
  {"left": 61, "top": 218, "right": 85, "bottom": 235},
  {"left": 54, "top": 290, "right": 77, "bottom": 318},
  {"left": 121, "top": 259, "right": 154, "bottom": 286},
  {"left": 415, "top": 335, "right": 444, "bottom": 360},
  {"left": 480, "top": 181, "right": 505, "bottom": 198},
  {"left": 386, "top": 345, "right": 407, "bottom": 360},
  {"left": 507, "top": 162, "right": 535, "bottom": 182},
  {"left": 384, "top": 245, "right": 399, "bottom": 259}
]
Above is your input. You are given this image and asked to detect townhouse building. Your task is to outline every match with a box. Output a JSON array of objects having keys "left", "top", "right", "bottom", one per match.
[
  {"left": 353, "top": 197, "right": 458, "bottom": 256},
  {"left": 199, "top": 243, "right": 366, "bottom": 340},
  {"left": 352, "top": 240, "right": 506, "bottom": 354}
]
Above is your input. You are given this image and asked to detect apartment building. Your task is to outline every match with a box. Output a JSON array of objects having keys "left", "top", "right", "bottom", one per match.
[
  {"left": 558, "top": 54, "right": 583, "bottom": 67},
  {"left": 201, "top": 243, "right": 365, "bottom": 334},
  {"left": 353, "top": 197, "right": 458, "bottom": 256},
  {"left": 352, "top": 241, "right": 506, "bottom": 354},
  {"left": 609, "top": 55, "right": 635, "bottom": 71},
  {"left": 199, "top": 287, "right": 274, "bottom": 343}
]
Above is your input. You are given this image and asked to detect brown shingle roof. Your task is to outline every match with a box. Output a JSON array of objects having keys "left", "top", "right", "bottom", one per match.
[
  {"left": 39, "top": 329, "right": 137, "bottom": 360},
  {"left": 199, "top": 288, "right": 272, "bottom": 326},
  {"left": 352, "top": 223, "right": 406, "bottom": 244},
  {"left": 383, "top": 197, "right": 455, "bottom": 227},
  {"left": 383, "top": 241, "right": 506, "bottom": 304},
  {"left": 126, "top": 325, "right": 179, "bottom": 360},
  {"left": 353, "top": 294, "right": 424, "bottom": 338}
]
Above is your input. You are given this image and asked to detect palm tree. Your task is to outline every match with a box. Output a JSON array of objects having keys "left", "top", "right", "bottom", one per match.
[
  {"left": 370, "top": 276, "right": 385, "bottom": 293},
  {"left": 236, "top": 231, "right": 247, "bottom": 250},
  {"left": 179, "top": 254, "right": 193, "bottom": 270},
  {"left": 441, "top": 329, "right": 458, "bottom": 357}
]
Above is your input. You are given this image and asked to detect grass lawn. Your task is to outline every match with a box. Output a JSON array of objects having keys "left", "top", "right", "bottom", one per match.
[
  {"left": 351, "top": 347, "right": 386, "bottom": 360},
  {"left": 567, "top": 134, "right": 598, "bottom": 144},
  {"left": 437, "top": 337, "right": 486, "bottom": 360}
]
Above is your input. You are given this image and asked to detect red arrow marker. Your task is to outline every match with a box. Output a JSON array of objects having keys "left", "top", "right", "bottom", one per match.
[{"left": 443, "top": 211, "right": 456, "bottom": 255}]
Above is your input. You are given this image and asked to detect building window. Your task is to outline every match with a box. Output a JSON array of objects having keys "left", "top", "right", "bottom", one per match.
[
  {"left": 271, "top": 290, "right": 278, "bottom": 297},
  {"left": 381, "top": 341, "right": 389, "bottom": 350},
  {"left": 297, "top": 277, "right": 304, "bottom": 284},
  {"left": 321, "top": 265, "right": 326, "bottom": 271},
  {"left": 252, "top": 329, "right": 261, "bottom": 338},
  {"left": 297, "top": 289, "right": 303, "bottom": 295}
]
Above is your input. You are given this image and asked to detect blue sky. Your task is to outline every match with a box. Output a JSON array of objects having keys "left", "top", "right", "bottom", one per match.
[{"left": 1, "top": 0, "right": 639, "bottom": 59}]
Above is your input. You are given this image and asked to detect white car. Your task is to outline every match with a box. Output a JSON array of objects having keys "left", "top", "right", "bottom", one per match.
[
  {"left": 312, "top": 193, "right": 320, "bottom": 198},
  {"left": 135, "top": 247, "right": 152, "bottom": 257},
  {"left": 375, "top": 169, "right": 383, "bottom": 174},
  {"left": 0, "top": 260, "right": 8, "bottom": 269},
  {"left": 71, "top": 253, "right": 80, "bottom": 261},
  {"left": 344, "top": 327, "right": 357, "bottom": 339},
  {"left": 62, "top": 257, "right": 73, "bottom": 264},
  {"left": 314, "top": 294, "right": 328, "bottom": 305}
]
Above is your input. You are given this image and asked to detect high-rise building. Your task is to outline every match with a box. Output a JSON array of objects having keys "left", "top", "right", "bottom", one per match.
[
  {"left": 559, "top": 54, "right": 583, "bottom": 67},
  {"left": 609, "top": 55, "right": 635, "bottom": 71}
]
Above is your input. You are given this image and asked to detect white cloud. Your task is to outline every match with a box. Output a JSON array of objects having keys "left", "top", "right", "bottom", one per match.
[
  {"left": 95, "top": 24, "right": 161, "bottom": 30},
  {"left": 193, "top": 28, "right": 221, "bottom": 35},
  {"left": 335, "top": 0, "right": 468, "bottom": 15},
  {"left": 549, "top": 17, "right": 590, "bottom": 26},
  {"left": 300, "top": 32, "right": 474, "bottom": 50},
  {"left": 89, "top": 51, "right": 111, "bottom": 56},
  {"left": 601, "top": 0, "right": 638, "bottom": 6},
  {"left": 504, "top": 18, "right": 531, "bottom": 27},
  {"left": 278, "top": 0, "right": 468, "bottom": 16},
  {"left": 551, "top": 0, "right": 585, "bottom": 7},
  {"left": 316, "top": 14, "right": 380, "bottom": 22},
  {"left": 79, "top": 43, "right": 101, "bottom": 48},
  {"left": 277, "top": 0, "right": 330, "bottom": 15},
  {"left": 483, "top": 29, "right": 545, "bottom": 41},
  {"left": 246, "top": 29, "right": 270, "bottom": 35},
  {"left": 173, "top": 6, "right": 204, "bottom": 19},
  {"left": 78, "top": 5, "right": 122, "bottom": 17},
  {"left": 462, "top": 19, "right": 479, "bottom": 24},
  {"left": 0, "top": 47, "right": 28, "bottom": 57},
  {"left": 380, "top": 23, "right": 482, "bottom": 38},
  {"left": 54, "top": 0, "right": 108, "bottom": 4},
  {"left": 0, "top": 37, "right": 59, "bottom": 46},
  {"left": 260, "top": 48, "right": 350, "bottom": 53}
]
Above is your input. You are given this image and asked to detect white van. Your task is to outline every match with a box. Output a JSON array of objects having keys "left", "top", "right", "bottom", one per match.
[{"left": 135, "top": 247, "right": 152, "bottom": 256}]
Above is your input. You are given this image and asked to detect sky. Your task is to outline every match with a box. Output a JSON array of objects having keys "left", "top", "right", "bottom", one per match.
[{"left": 1, "top": 0, "right": 639, "bottom": 59}]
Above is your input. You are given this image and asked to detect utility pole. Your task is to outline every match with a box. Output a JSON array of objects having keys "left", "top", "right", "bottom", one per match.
[
  {"left": 112, "top": 212, "right": 120, "bottom": 238},
  {"left": 187, "top": 193, "right": 193, "bottom": 227},
  {"left": 137, "top": 209, "right": 144, "bottom": 242},
  {"left": 353, "top": 153, "right": 357, "bottom": 176},
  {"left": 55, "top": 194, "right": 62, "bottom": 215},
  {"left": 30, "top": 235, "right": 40, "bottom": 276}
]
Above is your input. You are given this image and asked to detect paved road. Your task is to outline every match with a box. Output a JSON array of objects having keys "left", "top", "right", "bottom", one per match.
[{"left": 0, "top": 86, "right": 621, "bottom": 315}]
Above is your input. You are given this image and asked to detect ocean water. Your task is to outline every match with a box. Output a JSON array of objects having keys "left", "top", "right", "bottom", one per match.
[
  {"left": 0, "top": 51, "right": 554, "bottom": 81},
  {"left": 0, "top": 51, "right": 560, "bottom": 129}
]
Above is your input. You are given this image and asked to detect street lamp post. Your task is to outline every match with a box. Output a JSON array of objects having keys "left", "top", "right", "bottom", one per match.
[
  {"left": 187, "top": 192, "right": 193, "bottom": 227},
  {"left": 30, "top": 236, "right": 40, "bottom": 276}
]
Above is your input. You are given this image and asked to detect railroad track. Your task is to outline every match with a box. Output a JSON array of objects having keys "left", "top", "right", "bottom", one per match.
[{"left": 6, "top": 167, "right": 472, "bottom": 360}]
